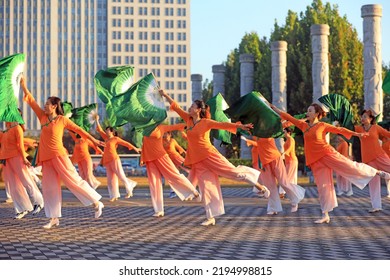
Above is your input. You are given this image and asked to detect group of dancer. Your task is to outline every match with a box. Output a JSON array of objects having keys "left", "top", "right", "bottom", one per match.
[{"left": 2, "top": 77, "right": 390, "bottom": 228}]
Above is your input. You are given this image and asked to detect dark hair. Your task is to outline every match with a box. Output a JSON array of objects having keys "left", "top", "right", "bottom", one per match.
[
  {"left": 47, "top": 96, "right": 64, "bottom": 115},
  {"left": 361, "top": 109, "right": 376, "bottom": 124},
  {"left": 309, "top": 103, "right": 326, "bottom": 120},
  {"left": 193, "top": 100, "right": 211, "bottom": 119},
  {"left": 106, "top": 126, "right": 118, "bottom": 136},
  {"left": 284, "top": 127, "right": 293, "bottom": 134}
]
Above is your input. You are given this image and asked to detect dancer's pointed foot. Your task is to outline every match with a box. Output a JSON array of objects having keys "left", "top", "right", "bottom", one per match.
[
  {"left": 201, "top": 217, "right": 216, "bottom": 226},
  {"left": 43, "top": 218, "right": 59, "bottom": 229},
  {"left": 314, "top": 216, "right": 330, "bottom": 224},
  {"left": 291, "top": 204, "right": 298, "bottom": 213}
]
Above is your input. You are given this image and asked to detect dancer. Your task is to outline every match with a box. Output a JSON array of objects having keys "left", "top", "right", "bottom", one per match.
[
  {"left": 355, "top": 109, "right": 390, "bottom": 211},
  {"left": 21, "top": 77, "right": 105, "bottom": 229},
  {"left": 160, "top": 89, "right": 270, "bottom": 226},
  {"left": 95, "top": 115, "right": 141, "bottom": 202},
  {"left": 69, "top": 131, "right": 103, "bottom": 190},
  {"left": 0, "top": 119, "right": 44, "bottom": 219},
  {"left": 333, "top": 131, "right": 353, "bottom": 196},
  {"left": 283, "top": 127, "right": 298, "bottom": 185},
  {"left": 271, "top": 103, "right": 390, "bottom": 223},
  {"left": 255, "top": 137, "right": 305, "bottom": 215},
  {"left": 163, "top": 131, "right": 189, "bottom": 198},
  {"left": 141, "top": 124, "right": 200, "bottom": 217}
]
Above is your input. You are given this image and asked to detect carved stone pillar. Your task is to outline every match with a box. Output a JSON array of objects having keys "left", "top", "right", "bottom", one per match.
[
  {"left": 212, "top": 64, "right": 227, "bottom": 155},
  {"left": 361, "top": 4, "right": 383, "bottom": 120},
  {"left": 239, "top": 54, "right": 255, "bottom": 159},
  {"left": 271, "top": 41, "right": 288, "bottom": 152},
  {"left": 191, "top": 74, "right": 202, "bottom": 102},
  {"left": 310, "top": 24, "right": 330, "bottom": 104}
]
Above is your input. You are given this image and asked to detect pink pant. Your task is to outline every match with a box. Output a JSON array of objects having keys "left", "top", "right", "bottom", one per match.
[
  {"left": 4, "top": 156, "right": 43, "bottom": 213},
  {"left": 285, "top": 159, "right": 298, "bottom": 185},
  {"left": 191, "top": 152, "right": 260, "bottom": 219},
  {"left": 106, "top": 159, "right": 136, "bottom": 199},
  {"left": 146, "top": 154, "right": 197, "bottom": 214},
  {"left": 41, "top": 155, "right": 101, "bottom": 218},
  {"left": 366, "top": 156, "right": 390, "bottom": 209},
  {"left": 261, "top": 157, "right": 305, "bottom": 212},
  {"left": 310, "top": 150, "right": 377, "bottom": 213},
  {"left": 77, "top": 158, "right": 101, "bottom": 189},
  {"left": 335, "top": 174, "right": 353, "bottom": 194}
]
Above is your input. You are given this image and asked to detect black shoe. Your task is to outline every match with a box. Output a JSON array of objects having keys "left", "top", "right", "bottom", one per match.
[{"left": 32, "top": 204, "right": 43, "bottom": 215}]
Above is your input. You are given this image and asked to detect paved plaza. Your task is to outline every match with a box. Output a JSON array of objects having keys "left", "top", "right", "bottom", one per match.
[{"left": 1, "top": 180, "right": 390, "bottom": 260}]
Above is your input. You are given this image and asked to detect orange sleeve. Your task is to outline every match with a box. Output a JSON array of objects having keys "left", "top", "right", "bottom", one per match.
[
  {"left": 96, "top": 123, "right": 108, "bottom": 141},
  {"left": 87, "top": 138, "right": 103, "bottom": 154},
  {"left": 170, "top": 102, "right": 191, "bottom": 122},
  {"left": 245, "top": 139, "right": 258, "bottom": 147},
  {"left": 160, "top": 123, "right": 186, "bottom": 133},
  {"left": 377, "top": 125, "right": 390, "bottom": 139},
  {"left": 15, "top": 126, "right": 26, "bottom": 159},
  {"left": 173, "top": 139, "right": 185, "bottom": 154},
  {"left": 283, "top": 137, "right": 294, "bottom": 154},
  {"left": 63, "top": 118, "right": 94, "bottom": 141},
  {"left": 205, "top": 119, "right": 238, "bottom": 134},
  {"left": 116, "top": 138, "right": 136, "bottom": 150},
  {"left": 280, "top": 112, "right": 307, "bottom": 132},
  {"left": 69, "top": 131, "right": 78, "bottom": 141},
  {"left": 23, "top": 92, "right": 45, "bottom": 120},
  {"left": 324, "top": 124, "right": 354, "bottom": 140}
]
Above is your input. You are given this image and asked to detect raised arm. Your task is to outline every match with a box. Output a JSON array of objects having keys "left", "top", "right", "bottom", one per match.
[
  {"left": 64, "top": 118, "right": 105, "bottom": 148},
  {"left": 20, "top": 77, "right": 45, "bottom": 120},
  {"left": 116, "top": 138, "right": 141, "bottom": 154},
  {"left": 94, "top": 115, "right": 108, "bottom": 141},
  {"left": 159, "top": 89, "right": 190, "bottom": 122}
]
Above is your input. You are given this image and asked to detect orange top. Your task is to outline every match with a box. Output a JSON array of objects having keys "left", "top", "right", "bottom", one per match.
[
  {"left": 382, "top": 139, "right": 390, "bottom": 158},
  {"left": 284, "top": 134, "right": 298, "bottom": 163},
  {"left": 244, "top": 138, "right": 260, "bottom": 169},
  {"left": 0, "top": 124, "right": 26, "bottom": 160},
  {"left": 24, "top": 93, "right": 93, "bottom": 165},
  {"left": 256, "top": 138, "right": 281, "bottom": 166},
  {"left": 280, "top": 112, "right": 354, "bottom": 166},
  {"left": 355, "top": 124, "right": 390, "bottom": 163},
  {"left": 171, "top": 102, "right": 239, "bottom": 165},
  {"left": 96, "top": 125, "right": 137, "bottom": 166},
  {"left": 141, "top": 123, "right": 186, "bottom": 163},
  {"left": 23, "top": 137, "right": 38, "bottom": 152},
  {"left": 70, "top": 132, "right": 101, "bottom": 164},
  {"left": 163, "top": 137, "right": 186, "bottom": 158},
  {"left": 336, "top": 136, "right": 349, "bottom": 157}
]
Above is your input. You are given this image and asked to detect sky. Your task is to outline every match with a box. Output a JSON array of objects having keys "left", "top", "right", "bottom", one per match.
[{"left": 191, "top": 0, "right": 390, "bottom": 82}]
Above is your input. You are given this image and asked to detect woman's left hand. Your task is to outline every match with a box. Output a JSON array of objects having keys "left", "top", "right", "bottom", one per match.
[
  {"left": 23, "top": 158, "right": 31, "bottom": 167},
  {"left": 358, "top": 132, "right": 369, "bottom": 138}
]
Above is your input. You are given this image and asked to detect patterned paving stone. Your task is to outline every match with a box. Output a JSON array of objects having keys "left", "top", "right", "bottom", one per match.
[{"left": 1, "top": 186, "right": 390, "bottom": 260}]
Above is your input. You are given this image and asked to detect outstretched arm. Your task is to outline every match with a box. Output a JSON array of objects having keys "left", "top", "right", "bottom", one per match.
[{"left": 20, "top": 77, "right": 45, "bottom": 120}]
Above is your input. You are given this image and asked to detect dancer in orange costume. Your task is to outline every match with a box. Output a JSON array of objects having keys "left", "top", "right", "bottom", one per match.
[
  {"left": 160, "top": 89, "right": 270, "bottom": 226},
  {"left": 69, "top": 131, "right": 103, "bottom": 190},
  {"left": 95, "top": 115, "right": 141, "bottom": 202},
  {"left": 271, "top": 103, "right": 389, "bottom": 224},
  {"left": 141, "top": 124, "right": 200, "bottom": 217},
  {"left": 355, "top": 110, "right": 390, "bottom": 212},
  {"left": 21, "top": 77, "right": 105, "bottom": 229},
  {"left": 283, "top": 127, "right": 298, "bottom": 185}
]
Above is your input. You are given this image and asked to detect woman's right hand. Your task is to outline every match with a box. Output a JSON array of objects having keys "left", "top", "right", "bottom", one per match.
[{"left": 159, "top": 89, "right": 167, "bottom": 98}]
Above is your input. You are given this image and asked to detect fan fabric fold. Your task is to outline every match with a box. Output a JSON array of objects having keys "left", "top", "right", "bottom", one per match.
[{"left": 206, "top": 93, "right": 232, "bottom": 144}]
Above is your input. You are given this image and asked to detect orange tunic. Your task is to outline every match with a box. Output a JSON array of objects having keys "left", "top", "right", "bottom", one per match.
[
  {"left": 284, "top": 134, "right": 298, "bottom": 163},
  {"left": 23, "top": 137, "right": 38, "bottom": 152},
  {"left": 256, "top": 138, "right": 281, "bottom": 166},
  {"left": 245, "top": 138, "right": 260, "bottom": 169},
  {"left": 164, "top": 137, "right": 185, "bottom": 156},
  {"left": 0, "top": 125, "right": 26, "bottom": 160},
  {"left": 280, "top": 112, "right": 354, "bottom": 167},
  {"left": 382, "top": 139, "right": 390, "bottom": 158},
  {"left": 70, "top": 133, "right": 101, "bottom": 164},
  {"left": 24, "top": 93, "right": 94, "bottom": 165},
  {"left": 336, "top": 136, "right": 349, "bottom": 157},
  {"left": 141, "top": 123, "right": 186, "bottom": 163},
  {"left": 96, "top": 125, "right": 137, "bottom": 166},
  {"left": 170, "top": 102, "right": 238, "bottom": 166},
  {"left": 355, "top": 124, "right": 390, "bottom": 163}
]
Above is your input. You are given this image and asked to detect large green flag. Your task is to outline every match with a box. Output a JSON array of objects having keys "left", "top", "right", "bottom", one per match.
[
  {"left": 206, "top": 93, "right": 232, "bottom": 144},
  {"left": 110, "top": 73, "right": 167, "bottom": 147},
  {"left": 70, "top": 103, "right": 97, "bottom": 132},
  {"left": 318, "top": 93, "right": 354, "bottom": 131},
  {"left": 224, "top": 91, "right": 284, "bottom": 138},
  {"left": 0, "top": 53, "right": 25, "bottom": 124},
  {"left": 383, "top": 71, "right": 390, "bottom": 95},
  {"left": 94, "top": 66, "right": 135, "bottom": 103}
]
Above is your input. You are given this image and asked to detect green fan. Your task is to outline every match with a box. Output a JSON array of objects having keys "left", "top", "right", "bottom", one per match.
[
  {"left": 61, "top": 102, "right": 73, "bottom": 118},
  {"left": 318, "top": 93, "right": 354, "bottom": 131},
  {"left": 206, "top": 93, "right": 232, "bottom": 144},
  {"left": 0, "top": 53, "right": 25, "bottom": 124},
  {"left": 383, "top": 70, "right": 390, "bottom": 95},
  {"left": 94, "top": 66, "right": 135, "bottom": 104},
  {"left": 70, "top": 103, "right": 97, "bottom": 132},
  {"left": 224, "top": 91, "right": 284, "bottom": 138},
  {"left": 110, "top": 73, "right": 167, "bottom": 147}
]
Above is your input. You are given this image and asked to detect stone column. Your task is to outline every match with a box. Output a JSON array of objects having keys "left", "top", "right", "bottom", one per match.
[
  {"left": 239, "top": 54, "right": 255, "bottom": 159},
  {"left": 361, "top": 4, "right": 383, "bottom": 120},
  {"left": 271, "top": 41, "right": 288, "bottom": 152},
  {"left": 212, "top": 64, "right": 227, "bottom": 155},
  {"left": 310, "top": 24, "right": 330, "bottom": 104},
  {"left": 191, "top": 74, "right": 203, "bottom": 102}
]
